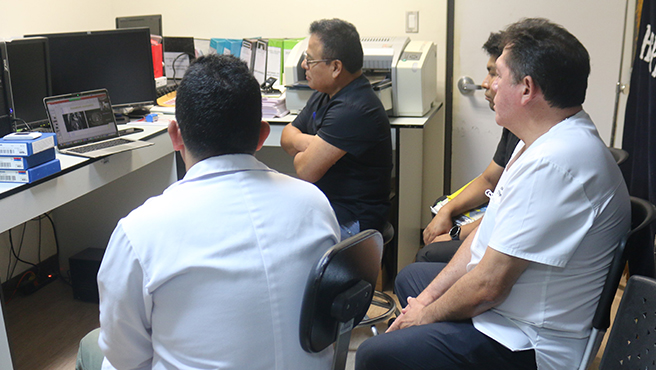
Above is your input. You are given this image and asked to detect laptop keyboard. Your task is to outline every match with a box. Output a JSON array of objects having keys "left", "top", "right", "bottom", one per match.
[{"left": 68, "top": 138, "right": 133, "bottom": 154}]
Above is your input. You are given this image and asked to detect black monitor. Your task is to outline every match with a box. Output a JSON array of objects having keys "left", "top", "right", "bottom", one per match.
[
  {"left": 0, "top": 44, "right": 13, "bottom": 136},
  {"left": 116, "top": 14, "right": 163, "bottom": 37},
  {"left": 28, "top": 28, "right": 157, "bottom": 111},
  {"left": 1, "top": 37, "right": 52, "bottom": 129}
]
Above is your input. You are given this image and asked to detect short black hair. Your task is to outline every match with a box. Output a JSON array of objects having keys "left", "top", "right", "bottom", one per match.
[
  {"left": 175, "top": 54, "right": 262, "bottom": 158},
  {"left": 482, "top": 32, "right": 504, "bottom": 59},
  {"left": 309, "top": 18, "right": 363, "bottom": 74},
  {"left": 501, "top": 18, "right": 590, "bottom": 109}
]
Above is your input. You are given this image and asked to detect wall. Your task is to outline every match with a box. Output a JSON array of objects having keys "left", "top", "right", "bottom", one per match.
[{"left": 0, "top": 0, "right": 114, "bottom": 36}]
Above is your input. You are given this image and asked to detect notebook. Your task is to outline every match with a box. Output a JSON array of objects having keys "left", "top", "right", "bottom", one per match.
[{"left": 43, "top": 89, "right": 153, "bottom": 158}]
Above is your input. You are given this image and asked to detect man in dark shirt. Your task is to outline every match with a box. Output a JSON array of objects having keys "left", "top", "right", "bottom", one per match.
[
  {"left": 281, "top": 18, "right": 392, "bottom": 240},
  {"left": 417, "top": 31, "right": 520, "bottom": 262}
]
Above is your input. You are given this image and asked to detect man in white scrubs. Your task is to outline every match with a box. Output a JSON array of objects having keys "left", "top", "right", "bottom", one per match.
[
  {"left": 76, "top": 55, "right": 340, "bottom": 370},
  {"left": 356, "top": 18, "right": 630, "bottom": 370}
]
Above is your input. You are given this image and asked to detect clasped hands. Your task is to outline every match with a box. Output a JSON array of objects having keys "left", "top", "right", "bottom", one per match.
[{"left": 386, "top": 296, "right": 431, "bottom": 333}]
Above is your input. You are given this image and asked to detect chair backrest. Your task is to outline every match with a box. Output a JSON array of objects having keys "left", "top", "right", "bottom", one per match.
[
  {"left": 607, "top": 147, "right": 629, "bottom": 165},
  {"left": 299, "top": 229, "right": 383, "bottom": 353},
  {"left": 578, "top": 197, "right": 656, "bottom": 370},
  {"left": 599, "top": 275, "right": 656, "bottom": 369},
  {"left": 592, "top": 196, "right": 656, "bottom": 331}
]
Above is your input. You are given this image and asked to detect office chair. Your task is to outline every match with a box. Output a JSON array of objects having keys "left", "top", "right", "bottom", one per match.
[
  {"left": 607, "top": 147, "right": 629, "bottom": 166},
  {"left": 356, "top": 222, "right": 400, "bottom": 335},
  {"left": 299, "top": 229, "right": 384, "bottom": 370},
  {"left": 598, "top": 275, "right": 656, "bottom": 369},
  {"left": 577, "top": 196, "right": 656, "bottom": 370}
]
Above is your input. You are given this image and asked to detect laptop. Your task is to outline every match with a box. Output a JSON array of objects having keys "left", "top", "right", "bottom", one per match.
[{"left": 43, "top": 89, "right": 153, "bottom": 158}]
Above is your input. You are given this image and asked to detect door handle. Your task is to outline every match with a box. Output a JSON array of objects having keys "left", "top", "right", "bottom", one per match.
[{"left": 457, "top": 76, "right": 482, "bottom": 95}]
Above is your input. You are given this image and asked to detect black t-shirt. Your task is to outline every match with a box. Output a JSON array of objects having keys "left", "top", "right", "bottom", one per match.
[
  {"left": 292, "top": 74, "right": 392, "bottom": 232},
  {"left": 492, "top": 128, "right": 521, "bottom": 167}
]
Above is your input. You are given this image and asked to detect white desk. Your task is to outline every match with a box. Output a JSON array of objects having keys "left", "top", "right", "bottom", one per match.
[{"left": 0, "top": 123, "right": 177, "bottom": 370}]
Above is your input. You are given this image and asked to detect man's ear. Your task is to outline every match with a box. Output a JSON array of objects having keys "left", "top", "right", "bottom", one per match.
[
  {"left": 256, "top": 120, "right": 271, "bottom": 151},
  {"left": 520, "top": 75, "right": 540, "bottom": 105},
  {"left": 331, "top": 60, "right": 344, "bottom": 79},
  {"left": 168, "top": 120, "right": 185, "bottom": 151}
]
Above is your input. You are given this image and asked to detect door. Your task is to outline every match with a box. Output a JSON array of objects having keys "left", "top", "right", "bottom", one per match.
[{"left": 450, "top": 0, "right": 635, "bottom": 189}]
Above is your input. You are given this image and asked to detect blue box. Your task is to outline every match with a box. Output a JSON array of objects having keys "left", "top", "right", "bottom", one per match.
[
  {"left": 0, "top": 147, "right": 56, "bottom": 170},
  {"left": 0, "top": 158, "right": 61, "bottom": 183},
  {"left": 209, "top": 38, "right": 242, "bottom": 57},
  {"left": 0, "top": 133, "right": 57, "bottom": 156}
]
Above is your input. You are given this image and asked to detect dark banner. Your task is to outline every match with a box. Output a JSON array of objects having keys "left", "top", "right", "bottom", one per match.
[{"left": 621, "top": 0, "right": 656, "bottom": 277}]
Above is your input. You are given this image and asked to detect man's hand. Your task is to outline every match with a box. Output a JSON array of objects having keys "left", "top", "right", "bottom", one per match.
[
  {"left": 386, "top": 297, "right": 429, "bottom": 332},
  {"left": 423, "top": 213, "right": 453, "bottom": 245}
]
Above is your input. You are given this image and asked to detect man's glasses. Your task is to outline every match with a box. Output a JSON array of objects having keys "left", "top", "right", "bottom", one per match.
[{"left": 303, "top": 51, "right": 337, "bottom": 68}]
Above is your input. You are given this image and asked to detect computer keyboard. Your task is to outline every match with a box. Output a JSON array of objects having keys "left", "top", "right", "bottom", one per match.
[
  {"left": 68, "top": 138, "right": 132, "bottom": 154},
  {"left": 156, "top": 84, "right": 178, "bottom": 98}
]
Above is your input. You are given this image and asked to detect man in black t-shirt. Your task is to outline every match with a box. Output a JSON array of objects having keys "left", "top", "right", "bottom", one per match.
[
  {"left": 281, "top": 19, "right": 392, "bottom": 240},
  {"left": 417, "top": 32, "right": 520, "bottom": 262}
]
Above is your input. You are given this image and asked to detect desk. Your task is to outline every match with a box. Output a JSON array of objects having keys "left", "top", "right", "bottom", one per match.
[{"left": 0, "top": 123, "right": 177, "bottom": 370}]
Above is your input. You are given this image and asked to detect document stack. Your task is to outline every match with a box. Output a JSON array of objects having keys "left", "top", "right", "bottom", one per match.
[
  {"left": 0, "top": 132, "right": 61, "bottom": 183},
  {"left": 262, "top": 92, "right": 289, "bottom": 119}
]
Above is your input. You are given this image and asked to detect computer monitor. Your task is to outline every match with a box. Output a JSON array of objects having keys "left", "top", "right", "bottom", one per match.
[
  {"left": 1, "top": 37, "right": 52, "bottom": 129},
  {"left": 116, "top": 14, "right": 163, "bottom": 37},
  {"left": 0, "top": 44, "right": 13, "bottom": 136},
  {"left": 28, "top": 28, "right": 157, "bottom": 111}
]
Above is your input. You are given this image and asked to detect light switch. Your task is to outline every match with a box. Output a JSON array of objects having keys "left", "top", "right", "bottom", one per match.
[{"left": 406, "top": 11, "right": 419, "bottom": 33}]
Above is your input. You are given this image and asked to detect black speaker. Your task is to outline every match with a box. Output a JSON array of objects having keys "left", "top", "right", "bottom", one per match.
[{"left": 69, "top": 248, "right": 105, "bottom": 303}]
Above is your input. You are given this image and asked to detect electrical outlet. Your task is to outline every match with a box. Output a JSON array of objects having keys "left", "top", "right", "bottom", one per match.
[{"left": 406, "top": 11, "right": 419, "bottom": 33}]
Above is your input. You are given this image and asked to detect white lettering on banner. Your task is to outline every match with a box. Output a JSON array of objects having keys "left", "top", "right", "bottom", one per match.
[{"left": 638, "top": 24, "right": 656, "bottom": 78}]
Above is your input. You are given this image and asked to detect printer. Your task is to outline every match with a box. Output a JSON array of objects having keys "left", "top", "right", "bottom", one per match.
[{"left": 283, "top": 36, "right": 437, "bottom": 117}]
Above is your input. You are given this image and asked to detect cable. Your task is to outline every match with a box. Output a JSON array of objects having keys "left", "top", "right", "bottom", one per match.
[
  {"left": 5, "top": 270, "right": 36, "bottom": 304},
  {"left": 11, "top": 117, "right": 30, "bottom": 132},
  {"left": 171, "top": 52, "right": 192, "bottom": 83}
]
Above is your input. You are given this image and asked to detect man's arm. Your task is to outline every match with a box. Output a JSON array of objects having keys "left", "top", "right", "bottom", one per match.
[
  {"left": 423, "top": 160, "right": 504, "bottom": 244},
  {"left": 281, "top": 123, "right": 346, "bottom": 183},
  {"left": 281, "top": 123, "right": 313, "bottom": 157},
  {"left": 388, "top": 235, "right": 529, "bottom": 331},
  {"left": 98, "top": 224, "right": 154, "bottom": 370}
]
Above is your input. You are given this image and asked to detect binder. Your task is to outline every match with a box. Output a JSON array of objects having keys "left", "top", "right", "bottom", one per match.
[
  {"left": 252, "top": 39, "right": 268, "bottom": 85},
  {"left": 283, "top": 38, "right": 303, "bottom": 69},
  {"left": 0, "top": 158, "right": 61, "bottom": 183},
  {"left": 240, "top": 39, "right": 257, "bottom": 70},
  {"left": 0, "top": 147, "right": 56, "bottom": 170},
  {"left": 0, "top": 133, "right": 56, "bottom": 156},
  {"left": 266, "top": 39, "right": 284, "bottom": 85}
]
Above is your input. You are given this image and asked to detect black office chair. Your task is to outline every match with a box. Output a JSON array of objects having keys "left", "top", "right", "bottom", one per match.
[
  {"left": 299, "top": 229, "right": 384, "bottom": 370},
  {"left": 356, "top": 222, "right": 400, "bottom": 335},
  {"left": 577, "top": 196, "right": 656, "bottom": 370},
  {"left": 598, "top": 275, "right": 656, "bottom": 369}
]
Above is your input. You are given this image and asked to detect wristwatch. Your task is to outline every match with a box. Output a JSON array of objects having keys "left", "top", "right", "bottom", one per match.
[{"left": 449, "top": 225, "right": 461, "bottom": 241}]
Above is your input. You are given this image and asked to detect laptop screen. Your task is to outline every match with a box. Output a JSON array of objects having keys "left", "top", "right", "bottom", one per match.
[{"left": 44, "top": 90, "right": 118, "bottom": 149}]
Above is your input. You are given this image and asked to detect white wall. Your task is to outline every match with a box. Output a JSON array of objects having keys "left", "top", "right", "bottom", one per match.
[{"left": 0, "top": 0, "right": 114, "bottom": 36}]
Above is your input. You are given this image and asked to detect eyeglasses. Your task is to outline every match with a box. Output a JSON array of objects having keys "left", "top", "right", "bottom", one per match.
[{"left": 303, "top": 51, "right": 337, "bottom": 68}]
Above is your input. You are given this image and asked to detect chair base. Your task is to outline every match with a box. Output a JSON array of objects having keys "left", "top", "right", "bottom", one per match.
[{"left": 356, "top": 291, "right": 399, "bottom": 335}]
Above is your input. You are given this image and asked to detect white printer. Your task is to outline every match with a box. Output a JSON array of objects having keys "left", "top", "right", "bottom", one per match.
[{"left": 283, "top": 36, "right": 437, "bottom": 117}]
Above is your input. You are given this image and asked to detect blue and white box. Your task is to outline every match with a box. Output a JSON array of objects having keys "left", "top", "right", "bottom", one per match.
[
  {"left": 0, "top": 158, "right": 61, "bottom": 183},
  {"left": 0, "top": 133, "right": 57, "bottom": 156},
  {"left": 0, "top": 147, "right": 56, "bottom": 170}
]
